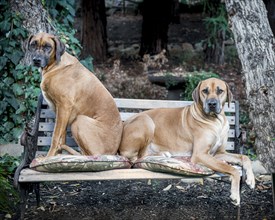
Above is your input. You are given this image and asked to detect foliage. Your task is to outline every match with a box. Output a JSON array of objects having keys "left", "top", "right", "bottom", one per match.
[
  {"left": 0, "top": 0, "right": 93, "bottom": 144},
  {"left": 0, "top": 154, "right": 20, "bottom": 213},
  {"left": 203, "top": 3, "right": 232, "bottom": 48},
  {"left": 0, "top": 0, "right": 40, "bottom": 144},
  {"left": 164, "top": 73, "right": 180, "bottom": 89},
  {"left": 44, "top": 0, "right": 93, "bottom": 71},
  {"left": 180, "top": 71, "right": 220, "bottom": 100},
  {"left": 44, "top": 0, "right": 82, "bottom": 57}
]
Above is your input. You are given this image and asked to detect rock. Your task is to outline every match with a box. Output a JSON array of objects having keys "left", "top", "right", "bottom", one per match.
[
  {"left": 181, "top": 42, "right": 194, "bottom": 52},
  {"left": 252, "top": 160, "right": 268, "bottom": 176},
  {"left": 0, "top": 143, "right": 23, "bottom": 157},
  {"left": 5, "top": 213, "right": 12, "bottom": 219}
]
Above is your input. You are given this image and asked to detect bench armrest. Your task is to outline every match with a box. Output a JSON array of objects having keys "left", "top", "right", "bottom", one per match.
[{"left": 14, "top": 94, "right": 43, "bottom": 188}]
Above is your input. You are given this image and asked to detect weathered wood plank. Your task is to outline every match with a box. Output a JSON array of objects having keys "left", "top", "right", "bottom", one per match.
[
  {"left": 114, "top": 98, "right": 235, "bottom": 112},
  {"left": 40, "top": 110, "right": 236, "bottom": 126},
  {"left": 19, "top": 168, "right": 213, "bottom": 182},
  {"left": 42, "top": 98, "right": 236, "bottom": 112}
]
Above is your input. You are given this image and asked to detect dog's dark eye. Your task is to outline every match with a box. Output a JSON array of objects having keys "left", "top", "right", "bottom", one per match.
[
  {"left": 217, "top": 88, "right": 224, "bottom": 95},
  {"left": 29, "top": 42, "right": 36, "bottom": 50},
  {"left": 43, "top": 44, "right": 52, "bottom": 52},
  {"left": 202, "top": 88, "right": 209, "bottom": 94}
]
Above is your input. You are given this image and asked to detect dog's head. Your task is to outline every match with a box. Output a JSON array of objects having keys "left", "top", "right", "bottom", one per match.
[
  {"left": 25, "top": 32, "right": 65, "bottom": 68},
  {"left": 192, "top": 78, "right": 233, "bottom": 115}
]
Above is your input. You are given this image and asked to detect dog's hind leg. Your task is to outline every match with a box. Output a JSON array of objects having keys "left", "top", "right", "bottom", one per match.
[
  {"left": 119, "top": 114, "right": 155, "bottom": 162},
  {"left": 71, "top": 115, "right": 121, "bottom": 155},
  {"left": 60, "top": 144, "right": 81, "bottom": 155}
]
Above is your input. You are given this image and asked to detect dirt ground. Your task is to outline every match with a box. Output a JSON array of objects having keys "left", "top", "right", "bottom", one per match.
[
  {"left": 23, "top": 177, "right": 273, "bottom": 220},
  {"left": 14, "top": 12, "right": 275, "bottom": 220}
]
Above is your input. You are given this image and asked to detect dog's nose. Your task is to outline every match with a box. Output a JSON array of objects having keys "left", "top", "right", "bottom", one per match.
[
  {"left": 32, "top": 57, "right": 41, "bottom": 66},
  {"left": 208, "top": 99, "right": 217, "bottom": 109}
]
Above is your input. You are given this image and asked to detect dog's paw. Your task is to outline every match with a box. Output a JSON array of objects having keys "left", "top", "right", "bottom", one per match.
[
  {"left": 230, "top": 193, "right": 240, "bottom": 206},
  {"left": 246, "top": 172, "right": 255, "bottom": 189}
]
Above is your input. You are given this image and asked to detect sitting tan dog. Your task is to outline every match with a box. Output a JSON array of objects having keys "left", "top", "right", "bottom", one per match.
[
  {"left": 119, "top": 78, "right": 255, "bottom": 205},
  {"left": 26, "top": 32, "right": 123, "bottom": 157}
]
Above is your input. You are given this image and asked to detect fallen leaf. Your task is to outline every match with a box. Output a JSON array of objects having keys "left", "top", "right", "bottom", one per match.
[
  {"left": 176, "top": 185, "right": 185, "bottom": 191},
  {"left": 37, "top": 206, "right": 45, "bottom": 211},
  {"left": 4, "top": 214, "right": 11, "bottom": 219},
  {"left": 163, "top": 184, "right": 172, "bottom": 191}
]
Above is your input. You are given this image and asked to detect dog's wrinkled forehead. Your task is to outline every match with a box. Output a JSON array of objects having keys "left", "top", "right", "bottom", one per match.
[
  {"left": 200, "top": 78, "right": 227, "bottom": 94},
  {"left": 30, "top": 33, "right": 55, "bottom": 47}
]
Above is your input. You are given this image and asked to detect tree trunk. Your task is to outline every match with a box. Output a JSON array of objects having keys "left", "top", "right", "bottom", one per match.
[
  {"left": 10, "top": 0, "right": 55, "bottom": 65},
  {"left": 204, "top": 2, "right": 227, "bottom": 65},
  {"left": 80, "top": 0, "right": 108, "bottom": 63},
  {"left": 139, "top": 0, "right": 179, "bottom": 57},
  {"left": 225, "top": 0, "right": 275, "bottom": 172}
]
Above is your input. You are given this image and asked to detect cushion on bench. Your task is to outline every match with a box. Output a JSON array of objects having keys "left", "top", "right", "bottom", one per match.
[
  {"left": 30, "top": 155, "right": 214, "bottom": 176},
  {"left": 133, "top": 156, "right": 214, "bottom": 176},
  {"left": 30, "top": 155, "right": 132, "bottom": 172}
]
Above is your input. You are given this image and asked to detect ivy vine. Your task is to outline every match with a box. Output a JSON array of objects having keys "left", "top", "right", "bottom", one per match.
[
  {"left": 0, "top": 0, "right": 91, "bottom": 144},
  {"left": 0, "top": 1, "right": 38, "bottom": 144}
]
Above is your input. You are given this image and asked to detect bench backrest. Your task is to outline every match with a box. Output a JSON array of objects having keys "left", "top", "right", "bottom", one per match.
[{"left": 36, "top": 96, "right": 240, "bottom": 153}]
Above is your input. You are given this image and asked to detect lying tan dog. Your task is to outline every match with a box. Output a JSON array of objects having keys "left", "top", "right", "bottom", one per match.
[
  {"left": 26, "top": 32, "right": 123, "bottom": 157},
  {"left": 119, "top": 78, "right": 255, "bottom": 205}
]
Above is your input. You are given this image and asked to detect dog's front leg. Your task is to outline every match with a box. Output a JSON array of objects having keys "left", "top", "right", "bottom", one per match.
[
  {"left": 191, "top": 145, "right": 241, "bottom": 206},
  {"left": 214, "top": 152, "right": 255, "bottom": 189},
  {"left": 47, "top": 106, "right": 72, "bottom": 157}
]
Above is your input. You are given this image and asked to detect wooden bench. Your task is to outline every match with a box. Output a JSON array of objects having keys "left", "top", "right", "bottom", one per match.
[{"left": 14, "top": 94, "right": 242, "bottom": 219}]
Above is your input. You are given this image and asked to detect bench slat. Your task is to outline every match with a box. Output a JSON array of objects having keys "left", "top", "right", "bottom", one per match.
[
  {"left": 36, "top": 136, "right": 235, "bottom": 150},
  {"left": 19, "top": 168, "right": 225, "bottom": 182},
  {"left": 114, "top": 98, "right": 236, "bottom": 112},
  {"left": 40, "top": 111, "right": 236, "bottom": 125},
  {"left": 38, "top": 122, "right": 235, "bottom": 138},
  {"left": 42, "top": 98, "right": 236, "bottom": 112},
  {"left": 37, "top": 137, "right": 77, "bottom": 146}
]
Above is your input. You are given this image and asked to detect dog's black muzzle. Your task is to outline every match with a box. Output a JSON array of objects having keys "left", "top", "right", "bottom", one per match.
[
  {"left": 204, "top": 98, "right": 221, "bottom": 114},
  {"left": 32, "top": 53, "right": 49, "bottom": 68}
]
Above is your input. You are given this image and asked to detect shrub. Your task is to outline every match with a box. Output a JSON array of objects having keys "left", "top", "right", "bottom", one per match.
[{"left": 0, "top": 154, "right": 20, "bottom": 214}]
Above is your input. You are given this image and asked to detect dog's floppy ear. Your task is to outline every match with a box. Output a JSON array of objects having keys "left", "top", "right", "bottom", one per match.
[
  {"left": 225, "top": 82, "right": 233, "bottom": 106},
  {"left": 192, "top": 81, "right": 201, "bottom": 103},
  {"left": 53, "top": 36, "right": 65, "bottom": 63},
  {"left": 23, "top": 34, "right": 34, "bottom": 52}
]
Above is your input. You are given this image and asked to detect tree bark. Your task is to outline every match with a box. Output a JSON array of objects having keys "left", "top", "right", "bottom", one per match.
[
  {"left": 225, "top": 0, "right": 275, "bottom": 172},
  {"left": 80, "top": 0, "right": 108, "bottom": 63},
  {"left": 10, "top": 0, "right": 55, "bottom": 65}
]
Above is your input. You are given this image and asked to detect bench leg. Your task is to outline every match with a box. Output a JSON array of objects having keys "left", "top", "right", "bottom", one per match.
[
  {"left": 34, "top": 183, "right": 40, "bottom": 207},
  {"left": 18, "top": 183, "right": 28, "bottom": 220},
  {"left": 17, "top": 182, "right": 40, "bottom": 219}
]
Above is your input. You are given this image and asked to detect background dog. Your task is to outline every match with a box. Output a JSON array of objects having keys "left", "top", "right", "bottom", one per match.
[
  {"left": 26, "top": 32, "right": 123, "bottom": 157},
  {"left": 119, "top": 78, "right": 255, "bottom": 205}
]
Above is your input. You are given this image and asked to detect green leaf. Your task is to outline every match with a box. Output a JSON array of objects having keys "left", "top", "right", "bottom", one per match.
[
  {"left": 3, "top": 77, "right": 14, "bottom": 85},
  {"left": 0, "top": 101, "right": 8, "bottom": 114},
  {"left": 12, "top": 83, "right": 24, "bottom": 96},
  {"left": 0, "top": 57, "right": 8, "bottom": 71},
  {"left": 15, "top": 103, "right": 26, "bottom": 114},
  {"left": 0, "top": 20, "right": 10, "bottom": 32},
  {"left": 3, "top": 122, "right": 14, "bottom": 130},
  {"left": 6, "top": 50, "right": 23, "bottom": 65},
  {"left": 11, "top": 127, "right": 22, "bottom": 140}
]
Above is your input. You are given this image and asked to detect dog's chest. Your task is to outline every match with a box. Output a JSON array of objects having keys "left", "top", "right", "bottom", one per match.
[
  {"left": 41, "top": 90, "right": 55, "bottom": 111},
  {"left": 209, "top": 118, "right": 229, "bottom": 155},
  {"left": 40, "top": 77, "right": 56, "bottom": 111}
]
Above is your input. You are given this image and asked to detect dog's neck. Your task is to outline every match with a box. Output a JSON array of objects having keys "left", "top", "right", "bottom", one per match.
[{"left": 41, "top": 52, "right": 76, "bottom": 76}]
